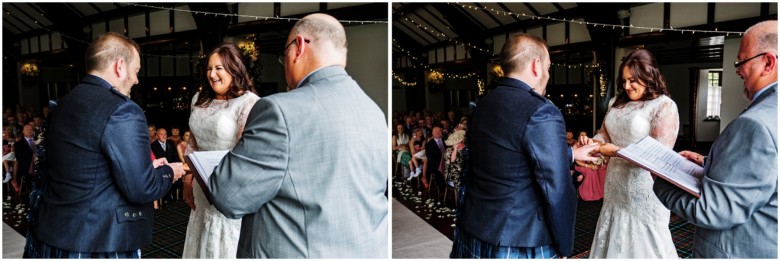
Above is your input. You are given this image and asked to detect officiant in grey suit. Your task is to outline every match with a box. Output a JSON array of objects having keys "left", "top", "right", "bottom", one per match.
[
  {"left": 207, "top": 13, "right": 388, "bottom": 258},
  {"left": 654, "top": 20, "right": 777, "bottom": 258}
]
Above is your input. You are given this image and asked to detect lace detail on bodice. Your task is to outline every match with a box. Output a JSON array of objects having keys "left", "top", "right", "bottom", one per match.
[
  {"left": 589, "top": 95, "right": 680, "bottom": 258},
  {"left": 188, "top": 92, "right": 259, "bottom": 151}
]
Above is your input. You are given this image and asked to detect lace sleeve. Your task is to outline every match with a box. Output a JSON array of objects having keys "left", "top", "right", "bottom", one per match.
[
  {"left": 650, "top": 98, "right": 680, "bottom": 148},
  {"left": 592, "top": 116, "right": 611, "bottom": 144},
  {"left": 235, "top": 96, "right": 260, "bottom": 141},
  {"left": 592, "top": 97, "right": 616, "bottom": 144}
]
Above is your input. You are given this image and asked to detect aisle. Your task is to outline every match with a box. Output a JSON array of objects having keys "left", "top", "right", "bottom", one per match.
[
  {"left": 392, "top": 199, "right": 452, "bottom": 258},
  {"left": 2, "top": 221, "right": 24, "bottom": 258}
]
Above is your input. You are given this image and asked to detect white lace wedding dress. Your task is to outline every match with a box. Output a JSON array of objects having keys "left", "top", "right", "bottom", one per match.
[
  {"left": 182, "top": 91, "right": 259, "bottom": 258},
  {"left": 589, "top": 95, "right": 680, "bottom": 258}
]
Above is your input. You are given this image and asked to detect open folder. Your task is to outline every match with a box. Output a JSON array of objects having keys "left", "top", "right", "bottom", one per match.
[
  {"left": 617, "top": 136, "right": 703, "bottom": 198},
  {"left": 183, "top": 150, "right": 229, "bottom": 205}
]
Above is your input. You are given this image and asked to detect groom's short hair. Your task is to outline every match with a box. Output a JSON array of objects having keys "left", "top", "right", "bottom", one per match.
[{"left": 500, "top": 34, "right": 548, "bottom": 74}]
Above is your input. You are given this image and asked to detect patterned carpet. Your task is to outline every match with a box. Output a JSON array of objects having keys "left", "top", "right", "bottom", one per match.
[
  {"left": 392, "top": 174, "right": 695, "bottom": 258},
  {"left": 141, "top": 201, "right": 191, "bottom": 258}
]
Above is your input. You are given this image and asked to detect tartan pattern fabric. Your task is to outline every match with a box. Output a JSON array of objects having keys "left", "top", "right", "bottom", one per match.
[
  {"left": 450, "top": 228, "right": 558, "bottom": 258},
  {"left": 27, "top": 237, "right": 141, "bottom": 259}
]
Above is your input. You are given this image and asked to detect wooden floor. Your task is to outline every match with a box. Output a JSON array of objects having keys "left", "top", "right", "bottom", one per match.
[{"left": 392, "top": 199, "right": 452, "bottom": 258}]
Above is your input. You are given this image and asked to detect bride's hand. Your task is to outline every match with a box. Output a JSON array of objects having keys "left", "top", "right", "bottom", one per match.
[{"left": 598, "top": 143, "right": 621, "bottom": 157}]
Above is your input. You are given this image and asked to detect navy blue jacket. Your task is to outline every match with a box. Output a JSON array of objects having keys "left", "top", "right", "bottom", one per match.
[
  {"left": 13, "top": 137, "right": 34, "bottom": 176},
  {"left": 459, "top": 77, "right": 577, "bottom": 256},
  {"left": 35, "top": 75, "right": 174, "bottom": 252}
]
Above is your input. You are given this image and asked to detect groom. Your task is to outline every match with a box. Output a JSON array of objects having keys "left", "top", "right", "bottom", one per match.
[
  {"left": 654, "top": 20, "right": 777, "bottom": 258},
  {"left": 450, "top": 34, "right": 598, "bottom": 258},
  {"left": 31, "top": 32, "right": 184, "bottom": 258}
]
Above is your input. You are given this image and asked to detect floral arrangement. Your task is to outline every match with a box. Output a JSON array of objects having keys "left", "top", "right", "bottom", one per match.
[
  {"left": 238, "top": 41, "right": 263, "bottom": 89},
  {"left": 429, "top": 71, "right": 444, "bottom": 85},
  {"left": 490, "top": 65, "right": 504, "bottom": 78},
  {"left": 21, "top": 63, "right": 39, "bottom": 83},
  {"left": 487, "top": 64, "right": 504, "bottom": 90}
]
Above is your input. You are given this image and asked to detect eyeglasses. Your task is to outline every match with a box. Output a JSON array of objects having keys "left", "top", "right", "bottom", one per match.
[
  {"left": 734, "top": 52, "right": 767, "bottom": 69},
  {"left": 278, "top": 38, "right": 311, "bottom": 65}
]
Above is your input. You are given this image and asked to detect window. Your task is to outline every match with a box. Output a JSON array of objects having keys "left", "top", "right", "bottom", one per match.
[{"left": 705, "top": 71, "right": 722, "bottom": 120}]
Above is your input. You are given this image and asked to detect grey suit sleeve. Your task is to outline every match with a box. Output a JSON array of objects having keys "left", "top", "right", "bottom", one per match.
[
  {"left": 209, "top": 98, "right": 289, "bottom": 219},
  {"left": 524, "top": 103, "right": 577, "bottom": 256},
  {"left": 102, "top": 101, "right": 173, "bottom": 204},
  {"left": 654, "top": 116, "right": 777, "bottom": 230}
]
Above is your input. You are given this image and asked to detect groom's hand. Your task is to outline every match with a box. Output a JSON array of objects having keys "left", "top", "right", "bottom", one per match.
[
  {"left": 152, "top": 158, "right": 168, "bottom": 168},
  {"left": 573, "top": 143, "right": 599, "bottom": 162},
  {"left": 167, "top": 162, "right": 185, "bottom": 182}
]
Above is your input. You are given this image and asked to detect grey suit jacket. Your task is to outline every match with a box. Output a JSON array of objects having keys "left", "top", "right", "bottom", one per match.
[
  {"left": 654, "top": 83, "right": 777, "bottom": 258},
  {"left": 209, "top": 66, "right": 388, "bottom": 258}
]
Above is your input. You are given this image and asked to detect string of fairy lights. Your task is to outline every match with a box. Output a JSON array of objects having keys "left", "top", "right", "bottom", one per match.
[
  {"left": 141, "top": 54, "right": 204, "bottom": 59},
  {"left": 10, "top": 3, "right": 385, "bottom": 53},
  {"left": 454, "top": 2, "right": 744, "bottom": 36},
  {"left": 394, "top": 38, "right": 599, "bottom": 85},
  {"left": 396, "top": 15, "right": 492, "bottom": 54},
  {"left": 395, "top": 2, "right": 745, "bottom": 85},
  {"left": 394, "top": 39, "right": 477, "bottom": 80},
  {"left": 122, "top": 3, "right": 387, "bottom": 24},
  {"left": 395, "top": 2, "right": 744, "bottom": 72},
  {"left": 392, "top": 71, "right": 418, "bottom": 87}
]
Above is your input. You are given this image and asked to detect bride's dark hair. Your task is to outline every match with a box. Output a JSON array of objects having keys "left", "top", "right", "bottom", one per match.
[
  {"left": 194, "top": 43, "right": 255, "bottom": 107},
  {"left": 612, "top": 49, "right": 670, "bottom": 108}
]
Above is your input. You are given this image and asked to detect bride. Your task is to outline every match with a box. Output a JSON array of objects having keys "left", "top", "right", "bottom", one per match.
[
  {"left": 182, "top": 43, "right": 259, "bottom": 258},
  {"left": 581, "top": 49, "right": 680, "bottom": 258}
]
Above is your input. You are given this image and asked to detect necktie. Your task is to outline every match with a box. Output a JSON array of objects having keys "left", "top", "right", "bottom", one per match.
[
  {"left": 28, "top": 138, "right": 36, "bottom": 174},
  {"left": 437, "top": 139, "right": 445, "bottom": 173},
  {"left": 160, "top": 141, "right": 166, "bottom": 152}
]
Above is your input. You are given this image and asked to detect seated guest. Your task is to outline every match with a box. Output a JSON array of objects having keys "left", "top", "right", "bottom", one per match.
[
  {"left": 151, "top": 128, "right": 181, "bottom": 163},
  {"left": 169, "top": 125, "right": 182, "bottom": 146},
  {"left": 151, "top": 127, "right": 181, "bottom": 203}
]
